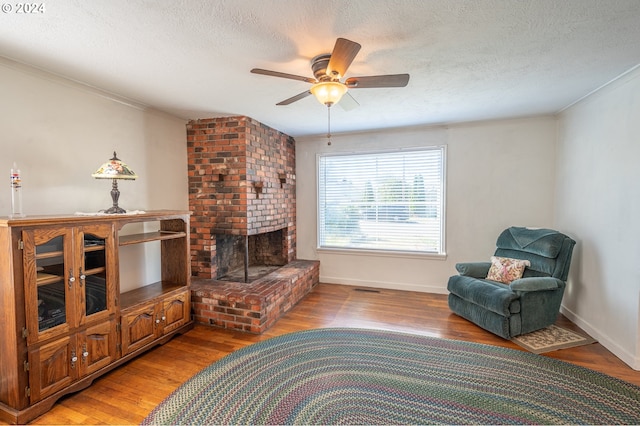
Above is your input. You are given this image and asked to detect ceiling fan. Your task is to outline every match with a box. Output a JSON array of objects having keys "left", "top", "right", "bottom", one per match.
[{"left": 251, "top": 38, "right": 410, "bottom": 110}]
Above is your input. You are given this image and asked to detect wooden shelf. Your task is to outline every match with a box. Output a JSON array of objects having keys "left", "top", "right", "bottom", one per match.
[
  {"left": 36, "top": 272, "right": 63, "bottom": 286},
  {"left": 120, "top": 281, "right": 186, "bottom": 310},
  {"left": 0, "top": 209, "right": 191, "bottom": 228},
  {"left": 85, "top": 266, "right": 105, "bottom": 276},
  {"left": 35, "top": 250, "right": 63, "bottom": 260},
  {"left": 119, "top": 231, "right": 187, "bottom": 246}
]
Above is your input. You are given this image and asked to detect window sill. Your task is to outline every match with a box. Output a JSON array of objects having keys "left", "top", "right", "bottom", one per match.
[{"left": 316, "top": 247, "right": 447, "bottom": 260}]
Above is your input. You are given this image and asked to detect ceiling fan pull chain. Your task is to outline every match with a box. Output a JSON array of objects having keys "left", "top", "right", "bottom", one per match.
[{"left": 327, "top": 105, "right": 332, "bottom": 146}]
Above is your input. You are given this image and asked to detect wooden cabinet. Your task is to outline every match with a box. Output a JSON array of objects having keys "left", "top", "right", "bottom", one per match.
[
  {"left": 27, "top": 319, "right": 117, "bottom": 402},
  {"left": 120, "top": 287, "right": 189, "bottom": 356},
  {"left": 0, "top": 211, "right": 192, "bottom": 424}
]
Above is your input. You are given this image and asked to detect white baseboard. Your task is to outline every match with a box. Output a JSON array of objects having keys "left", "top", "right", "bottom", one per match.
[
  {"left": 320, "top": 275, "right": 448, "bottom": 295},
  {"left": 560, "top": 305, "right": 640, "bottom": 371}
]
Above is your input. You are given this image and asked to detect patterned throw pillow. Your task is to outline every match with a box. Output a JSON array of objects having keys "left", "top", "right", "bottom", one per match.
[{"left": 486, "top": 256, "right": 531, "bottom": 284}]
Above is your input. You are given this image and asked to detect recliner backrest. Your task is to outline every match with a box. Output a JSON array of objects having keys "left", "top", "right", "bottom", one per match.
[{"left": 494, "top": 227, "right": 576, "bottom": 281}]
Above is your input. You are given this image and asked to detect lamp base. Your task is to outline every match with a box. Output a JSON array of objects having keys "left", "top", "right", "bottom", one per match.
[
  {"left": 103, "top": 206, "right": 127, "bottom": 214},
  {"left": 102, "top": 179, "right": 127, "bottom": 214}
]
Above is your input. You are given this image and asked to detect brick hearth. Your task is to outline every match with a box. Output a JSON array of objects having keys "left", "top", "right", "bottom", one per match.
[{"left": 191, "top": 260, "right": 319, "bottom": 334}]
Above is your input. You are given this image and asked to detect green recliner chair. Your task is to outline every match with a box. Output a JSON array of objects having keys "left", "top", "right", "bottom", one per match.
[{"left": 447, "top": 227, "right": 576, "bottom": 339}]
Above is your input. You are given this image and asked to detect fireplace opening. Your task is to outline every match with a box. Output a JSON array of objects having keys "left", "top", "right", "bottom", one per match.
[{"left": 215, "top": 229, "right": 287, "bottom": 282}]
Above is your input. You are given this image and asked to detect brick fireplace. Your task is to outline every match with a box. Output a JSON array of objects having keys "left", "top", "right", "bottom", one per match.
[{"left": 187, "top": 116, "right": 318, "bottom": 333}]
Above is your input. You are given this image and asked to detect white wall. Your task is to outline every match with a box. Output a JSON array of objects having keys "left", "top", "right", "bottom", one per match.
[
  {"left": 0, "top": 57, "right": 188, "bottom": 291},
  {"left": 556, "top": 66, "right": 640, "bottom": 369},
  {"left": 296, "top": 116, "right": 558, "bottom": 293}
]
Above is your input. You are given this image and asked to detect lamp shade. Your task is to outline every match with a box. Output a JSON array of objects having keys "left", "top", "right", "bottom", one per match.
[
  {"left": 92, "top": 152, "right": 138, "bottom": 180},
  {"left": 310, "top": 81, "right": 348, "bottom": 106}
]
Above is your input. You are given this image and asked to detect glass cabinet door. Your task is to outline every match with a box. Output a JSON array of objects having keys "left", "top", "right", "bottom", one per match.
[
  {"left": 23, "top": 224, "right": 115, "bottom": 343},
  {"left": 78, "top": 224, "right": 115, "bottom": 325},
  {"left": 23, "top": 228, "right": 75, "bottom": 344}
]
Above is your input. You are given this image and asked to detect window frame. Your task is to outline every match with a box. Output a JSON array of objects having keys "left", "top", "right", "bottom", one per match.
[{"left": 316, "top": 145, "right": 447, "bottom": 258}]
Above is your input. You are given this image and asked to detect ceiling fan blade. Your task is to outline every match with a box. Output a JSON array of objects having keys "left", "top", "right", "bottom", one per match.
[
  {"left": 327, "top": 38, "right": 361, "bottom": 78},
  {"left": 276, "top": 90, "right": 312, "bottom": 106},
  {"left": 339, "top": 92, "right": 360, "bottom": 111},
  {"left": 251, "top": 68, "right": 316, "bottom": 84},
  {"left": 345, "top": 74, "right": 410, "bottom": 88}
]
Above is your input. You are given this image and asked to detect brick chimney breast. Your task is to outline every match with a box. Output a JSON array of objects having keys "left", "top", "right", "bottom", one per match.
[{"left": 187, "top": 116, "right": 297, "bottom": 278}]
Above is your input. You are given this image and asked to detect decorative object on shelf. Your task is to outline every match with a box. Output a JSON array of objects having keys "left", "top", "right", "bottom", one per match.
[
  {"left": 74, "top": 210, "right": 146, "bottom": 216},
  {"left": 92, "top": 151, "right": 138, "bottom": 214},
  {"left": 278, "top": 173, "right": 287, "bottom": 188},
  {"left": 10, "top": 161, "right": 25, "bottom": 218},
  {"left": 253, "top": 181, "right": 264, "bottom": 198}
]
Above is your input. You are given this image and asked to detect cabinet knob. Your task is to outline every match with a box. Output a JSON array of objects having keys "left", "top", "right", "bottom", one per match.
[
  {"left": 155, "top": 319, "right": 160, "bottom": 324},
  {"left": 162, "top": 316, "right": 166, "bottom": 321},
  {"left": 71, "top": 356, "right": 78, "bottom": 363},
  {"left": 83, "top": 351, "right": 89, "bottom": 358}
]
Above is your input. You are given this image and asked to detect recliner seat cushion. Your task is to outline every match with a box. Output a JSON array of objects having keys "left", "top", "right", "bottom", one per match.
[
  {"left": 447, "top": 275, "right": 520, "bottom": 316},
  {"left": 448, "top": 293, "right": 522, "bottom": 339}
]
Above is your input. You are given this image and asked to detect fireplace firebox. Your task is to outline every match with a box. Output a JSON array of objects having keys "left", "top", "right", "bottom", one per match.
[{"left": 215, "top": 229, "right": 287, "bottom": 282}]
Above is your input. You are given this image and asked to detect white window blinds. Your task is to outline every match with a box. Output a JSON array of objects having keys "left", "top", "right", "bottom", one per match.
[{"left": 318, "top": 147, "right": 445, "bottom": 254}]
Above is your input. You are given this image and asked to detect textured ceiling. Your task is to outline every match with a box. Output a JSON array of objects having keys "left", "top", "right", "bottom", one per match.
[{"left": 2, "top": 0, "right": 640, "bottom": 137}]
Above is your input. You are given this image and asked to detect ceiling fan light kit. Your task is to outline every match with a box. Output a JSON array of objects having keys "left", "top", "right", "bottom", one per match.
[{"left": 309, "top": 81, "right": 348, "bottom": 106}]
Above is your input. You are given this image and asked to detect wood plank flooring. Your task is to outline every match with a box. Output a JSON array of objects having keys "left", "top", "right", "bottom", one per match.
[{"left": 21, "top": 283, "right": 640, "bottom": 425}]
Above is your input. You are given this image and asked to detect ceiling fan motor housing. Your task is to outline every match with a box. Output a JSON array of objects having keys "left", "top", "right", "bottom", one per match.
[{"left": 312, "top": 54, "right": 338, "bottom": 81}]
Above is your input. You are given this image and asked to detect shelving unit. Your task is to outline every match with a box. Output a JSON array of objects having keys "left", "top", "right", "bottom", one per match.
[
  {"left": 120, "top": 281, "right": 186, "bottom": 309},
  {"left": 119, "top": 230, "right": 187, "bottom": 246},
  {"left": 0, "top": 210, "right": 192, "bottom": 424}
]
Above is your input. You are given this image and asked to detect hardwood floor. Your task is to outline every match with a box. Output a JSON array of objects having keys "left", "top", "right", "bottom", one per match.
[{"left": 20, "top": 283, "right": 640, "bottom": 425}]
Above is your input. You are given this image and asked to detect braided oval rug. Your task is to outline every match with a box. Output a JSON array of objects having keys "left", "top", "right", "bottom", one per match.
[{"left": 142, "top": 328, "right": 640, "bottom": 425}]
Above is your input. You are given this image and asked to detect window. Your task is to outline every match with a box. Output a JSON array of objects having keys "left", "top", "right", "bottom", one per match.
[{"left": 318, "top": 146, "right": 445, "bottom": 255}]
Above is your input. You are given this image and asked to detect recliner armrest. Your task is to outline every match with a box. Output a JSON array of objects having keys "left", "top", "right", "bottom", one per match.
[
  {"left": 455, "top": 262, "right": 491, "bottom": 278},
  {"left": 509, "top": 277, "right": 563, "bottom": 292}
]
